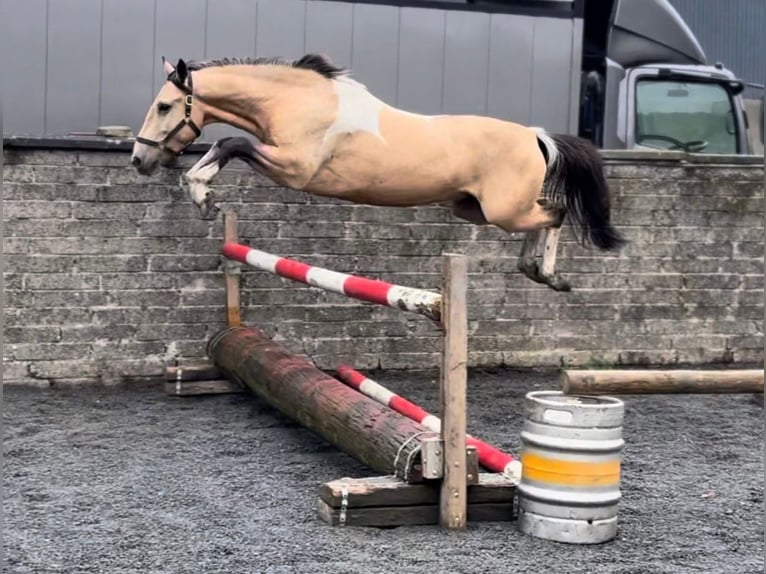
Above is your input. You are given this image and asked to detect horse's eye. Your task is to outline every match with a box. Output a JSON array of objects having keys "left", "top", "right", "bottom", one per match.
[{"left": 157, "top": 102, "right": 172, "bottom": 114}]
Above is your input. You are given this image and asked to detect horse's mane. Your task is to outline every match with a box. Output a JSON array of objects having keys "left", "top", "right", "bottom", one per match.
[{"left": 186, "top": 53, "right": 349, "bottom": 80}]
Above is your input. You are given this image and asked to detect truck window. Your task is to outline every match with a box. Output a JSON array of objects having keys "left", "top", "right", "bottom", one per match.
[{"left": 635, "top": 80, "right": 738, "bottom": 154}]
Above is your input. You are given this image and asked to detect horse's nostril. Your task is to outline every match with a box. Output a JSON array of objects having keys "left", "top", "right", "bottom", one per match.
[{"left": 131, "top": 156, "right": 142, "bottom": 168}]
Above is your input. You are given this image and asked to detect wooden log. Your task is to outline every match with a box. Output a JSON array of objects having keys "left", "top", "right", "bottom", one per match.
[
  {"left": 439, "top": 253, "right": 469, "bottom": 530},
  {"left": 206, "top": 325, "right": 434, "bottom": 482},
  {"left": 164, "top": 363, "right": 221, "bottom": 382},
  {"left": 560, "top": 369, "right": 765, "bottom": 395},
  {"left": 316, "top": 473, "right": 517, "bottom": 527}
]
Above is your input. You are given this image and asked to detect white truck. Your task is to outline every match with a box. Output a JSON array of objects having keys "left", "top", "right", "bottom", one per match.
[{"left": 570, "top": 0, "right": 763, "bottom": 154}]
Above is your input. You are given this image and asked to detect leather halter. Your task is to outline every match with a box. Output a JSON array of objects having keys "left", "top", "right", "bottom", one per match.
[{"left": 135, "top": 70, "right": 201, "bottom": 155}]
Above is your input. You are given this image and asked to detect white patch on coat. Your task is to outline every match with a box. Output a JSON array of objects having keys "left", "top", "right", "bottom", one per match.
[{"left": 324, "top": 78, "right": 385, "bottom": 142}]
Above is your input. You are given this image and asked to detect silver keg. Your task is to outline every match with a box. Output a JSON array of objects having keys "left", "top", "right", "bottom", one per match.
[{"left": 517, "top": 390, "right": 625, "bottom": 544}]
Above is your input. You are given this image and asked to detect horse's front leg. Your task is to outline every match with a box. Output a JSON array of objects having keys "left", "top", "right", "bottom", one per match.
[{"left": 183, "top": 137, "right": 258, "bottom": 219}]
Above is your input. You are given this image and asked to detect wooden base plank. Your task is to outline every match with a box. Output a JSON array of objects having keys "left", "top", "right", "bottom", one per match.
[
  {"left": 164, "top": 379, "right": 246, "bottom": 396},
  {"left": 165, "top": 362, "right": 222, "bottom": 382},
  {"left": 317, "top": 473, "right": 517, "bottom": 527},
  {"left": 316, "top": 498, "right": 515, "bottom": 527},
  {"left": 319, "top": 473, "right": 516, "bottom": 509}
]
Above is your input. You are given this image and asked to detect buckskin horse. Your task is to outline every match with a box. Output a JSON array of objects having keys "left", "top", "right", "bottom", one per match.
[{"left": 131, "top": 54, "right": 625, "bottom": 291}]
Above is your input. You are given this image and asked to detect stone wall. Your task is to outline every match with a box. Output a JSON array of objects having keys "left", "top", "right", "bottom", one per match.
[{"left": 3, "top": 139, "right": 763, "bottom": 385}]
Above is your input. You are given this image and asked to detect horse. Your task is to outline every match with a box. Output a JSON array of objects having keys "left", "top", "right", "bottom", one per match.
[{"left": 131, "top": 54, "right": 625, "bottom": 291}]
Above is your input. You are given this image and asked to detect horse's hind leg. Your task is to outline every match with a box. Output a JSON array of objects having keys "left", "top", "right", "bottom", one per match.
[
  {"left": 515, "top": 226, "right": 569, "bottom": 291},
  {"left": 517, "top": 230, "right": 544, "bottom": 278},
  {"left": 538, "top": 223, "right": 570, "bottom": 292}
]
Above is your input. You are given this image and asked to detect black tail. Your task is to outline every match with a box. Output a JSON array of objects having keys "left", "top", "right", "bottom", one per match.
[{"left": 540, "top": 132, "right": 626, "bottom": 251}]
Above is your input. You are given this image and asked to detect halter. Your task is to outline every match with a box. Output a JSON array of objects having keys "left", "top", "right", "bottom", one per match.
[{"left": 135, "top": 70, "right": 201, "bottom": 154}]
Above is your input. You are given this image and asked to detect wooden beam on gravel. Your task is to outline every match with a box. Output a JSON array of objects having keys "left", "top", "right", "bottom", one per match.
[
  {"left": 560, "top": 369, "right": 764, "bottom": 395},
  {"left": 317, "top": 473, "right": 516, "bottom": 528}
]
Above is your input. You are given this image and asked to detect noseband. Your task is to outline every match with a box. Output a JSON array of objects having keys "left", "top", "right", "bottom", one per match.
[{"left": 135, "top": 71, "right": 201, "bottom": 155}]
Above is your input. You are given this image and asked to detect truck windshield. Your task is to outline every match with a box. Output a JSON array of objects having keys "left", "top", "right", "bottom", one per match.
[{"left": 635, "top": 79, "right": 738, "bottom": 154}]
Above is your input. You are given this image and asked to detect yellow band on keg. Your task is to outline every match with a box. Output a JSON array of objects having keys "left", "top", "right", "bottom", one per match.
[{"left": 521, "top": 452, "right": 621, "bottom": 487}]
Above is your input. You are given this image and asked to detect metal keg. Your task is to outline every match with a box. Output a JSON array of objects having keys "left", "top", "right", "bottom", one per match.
[{"left": 517, "top": 390, "right": 625, "bottom": 544}]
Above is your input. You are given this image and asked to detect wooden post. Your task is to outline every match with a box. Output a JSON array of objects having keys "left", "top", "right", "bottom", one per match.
[
  {"left": 223, "top": 211, "right": 241, "bottom": 328},
  {"left": 439, "top": 253, "right": 468, "bottom": 531}
]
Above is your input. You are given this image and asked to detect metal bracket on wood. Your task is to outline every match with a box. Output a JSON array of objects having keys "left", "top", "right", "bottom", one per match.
[
  {"left": 421, "top": 436, "right": 444, "bottom": 479},
  {"left": 421, "top": 437, "right": 479, "bottom": 485}
]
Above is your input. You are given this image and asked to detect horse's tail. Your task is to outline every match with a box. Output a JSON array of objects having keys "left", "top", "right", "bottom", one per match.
[{"left": 534, "top": 128, "right": 626, "bottom": 251}]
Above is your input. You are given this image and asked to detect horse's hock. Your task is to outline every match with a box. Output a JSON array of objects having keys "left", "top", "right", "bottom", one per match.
[{"left": 3, "top": 139, "right": 764, "bottom": 385}]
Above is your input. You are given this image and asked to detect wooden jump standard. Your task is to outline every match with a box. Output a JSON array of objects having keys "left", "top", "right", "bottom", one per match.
[
  {"left": 561, "top": 369, "right": 764, "bottom": 395},
  {"left": 167, "top": 211, "right": 516, "bottom": 530}
]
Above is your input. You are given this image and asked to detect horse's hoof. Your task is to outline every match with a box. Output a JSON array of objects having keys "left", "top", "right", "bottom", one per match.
[
  {"left": 518, "top": 260, "right": 545, "bottom": 284},
  {"left": 546, "top": 274, "right": 571, "bottom": 292},
  {"left": 197, "top": 194, "right": 220, "bottom": 220}
]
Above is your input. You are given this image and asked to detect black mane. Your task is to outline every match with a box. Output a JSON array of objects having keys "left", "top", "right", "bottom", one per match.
[{"left": 185, "top": 53, "right": 348, "bottom": 79}]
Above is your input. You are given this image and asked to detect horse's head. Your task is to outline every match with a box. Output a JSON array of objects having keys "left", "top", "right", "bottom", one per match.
[{"left": 131, "top": 58, "right": 203, "bottom": 175}]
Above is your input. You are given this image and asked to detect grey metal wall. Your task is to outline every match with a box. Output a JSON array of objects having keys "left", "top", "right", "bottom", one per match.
[
  {"left": 0, "top": 0, "right": 582, "bottom": 140},
  {"left": 669, "top": 0, "right": 765, "bottom": 97}
]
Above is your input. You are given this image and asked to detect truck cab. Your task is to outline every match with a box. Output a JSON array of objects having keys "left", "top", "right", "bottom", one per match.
[{"left": 578, "top": 0, "right": 757, "bottom": 154}]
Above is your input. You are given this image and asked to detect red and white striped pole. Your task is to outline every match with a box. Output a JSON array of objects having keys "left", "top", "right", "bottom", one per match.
[
  {"left": 335, "top": 365, "right": 522, "bottom": 482},
  {"left": 222, "top": 243, "right": 442, "bottom": 323}
]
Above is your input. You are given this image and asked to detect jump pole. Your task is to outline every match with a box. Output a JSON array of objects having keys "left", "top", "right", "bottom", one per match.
[
  {"left": 334, "top": 365, "right": 522, "bottom": 482},
  {"left": 218, "top": 211, "right": 472, "bottom": 531},
  {"left": 561, "top": 369, "right": 764, "bottom": 395}
]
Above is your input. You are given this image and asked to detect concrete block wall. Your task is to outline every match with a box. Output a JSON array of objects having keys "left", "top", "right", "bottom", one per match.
[{"left": 3, "top": 140, "right": 763, "bottom": 385}]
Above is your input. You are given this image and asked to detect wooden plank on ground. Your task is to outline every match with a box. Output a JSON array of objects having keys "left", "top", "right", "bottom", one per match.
[
  {"left": 317, "top": 473, "right": 517, "bottom": 527},
  {"left": 319, "top": 473, "right": 516, "bottom": 508},
  {"left": 164, "top": 379, "right": 246, "bottom": 397},
  {"left": 164, "top": 363, "right": 222, "bottom": 382},
  {"left": 316, "top": 499, "right": 515, "bottom": 527}
]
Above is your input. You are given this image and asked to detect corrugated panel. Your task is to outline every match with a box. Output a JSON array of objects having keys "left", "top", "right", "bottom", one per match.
[
  {"left": 530, "top": 18, "right": 575, "bottom": 132},
  {"left": 255, "top": 0, "right": 306, "bottom": 60},
  {"left": 669, "top": 0, "right": 765, "bottom": 96},
  {"left": 351, "top": 3, "right": 400, "bottom": 106},
  {"left": 304, "top": 0, "right": 354, "bottom": 68},
  {"left": 487, "top": 14, "right": 535, "bottom": 123},
  {"left": 202, "top": 0, "right": 259, "bottom": 141},
  {"left": 46, "top": 0, "right": 102, "bottom": 135},
  {"left": 153, "top": 0, "right": 207, "bottom": 96},
  {"left": 1, "top": 0, "right": 47, "bottom": 136},
  {"left": 101, "top": 0, "right": 156, "bottom": 132},
  {"left": 397, "top": 7, "right": 446, "bottom": 115},
  {"left": 1, "top": 0, "right": 582, "bottom": 138},
  {"left": 442, "top": 10, "right": 491, "bottom": 115}
]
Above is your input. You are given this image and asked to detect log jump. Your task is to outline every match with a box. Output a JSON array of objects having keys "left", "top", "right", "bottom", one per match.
[
  {"left": 560, "top": 369, "right": 764, "bottom": 395},
  {"left": 197, "top": 211, "right": 486, "bottom": 530}
]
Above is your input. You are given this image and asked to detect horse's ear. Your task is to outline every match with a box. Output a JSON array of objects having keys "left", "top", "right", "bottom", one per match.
[
  {"left": 176, "top": 59, "right": 188, "bottom": 82},
  {"left": 162, "top": 56, "right": 175, "bottom": 76}
]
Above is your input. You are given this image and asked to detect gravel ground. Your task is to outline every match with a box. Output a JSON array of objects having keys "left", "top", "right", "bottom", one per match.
[{"left": 4, "top": 368, "right": 764, "bottom": 574}]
